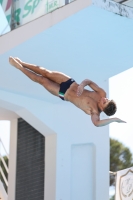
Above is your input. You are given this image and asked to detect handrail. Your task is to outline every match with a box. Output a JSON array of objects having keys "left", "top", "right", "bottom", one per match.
[
  {"left": 0, "top": 139, "right": 9, "bottom": 159},
  {"left": 0, "top": 167, "right": 8, "bottom": 187},
  {"left": 0, "top": 153, "right": 9, "bottom": 173},
  {"left": 0, "top": 138, "right": 9, "bottom": 193}
]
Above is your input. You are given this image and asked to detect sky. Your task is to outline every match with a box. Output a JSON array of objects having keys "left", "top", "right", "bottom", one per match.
[{"left": 0, "top": 121, "right": 10, "bottom": 155}]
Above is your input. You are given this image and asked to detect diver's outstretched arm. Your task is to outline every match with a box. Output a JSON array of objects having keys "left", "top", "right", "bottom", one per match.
[{"left": 91, "top": 113, "right": 126, "bottom": 127}]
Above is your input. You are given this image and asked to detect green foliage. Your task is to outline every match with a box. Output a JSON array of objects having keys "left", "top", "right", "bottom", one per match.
[
  {"left": 3, "top": 155, "right": 8, "bottom": 166},
  {"left": 110, "top": 138, "right": 133, "bottom": 186},
  {"left": 110, "top": 195, "right": 115, "bottom": 200}
]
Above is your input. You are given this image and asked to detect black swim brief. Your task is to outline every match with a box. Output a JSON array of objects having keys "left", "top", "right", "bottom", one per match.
[{"left": 59, "top": 78, "right": 75, "bottom": 100}]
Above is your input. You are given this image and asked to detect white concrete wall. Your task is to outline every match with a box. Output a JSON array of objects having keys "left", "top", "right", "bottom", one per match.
[
  {"left": 0, "top": 180, "right": 8, "bottom": 200},
  {"left": 8, "top": 119, "right": 18, "bottom": 200},
  {"left": 0, "top": 86, "right": 109, "bottom": 200},
  {"left": 0, "top": 0, "right": 112, "bottom": 199}
]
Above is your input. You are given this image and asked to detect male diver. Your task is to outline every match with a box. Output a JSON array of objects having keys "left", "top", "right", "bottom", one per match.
[{"left": 9, "top": 56, "right": 126, "bottom": 127}]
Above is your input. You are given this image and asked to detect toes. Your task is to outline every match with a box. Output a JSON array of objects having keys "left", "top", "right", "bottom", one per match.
[
  {"left": 9, "top": 56, "right": 23, "bottom": 70},
  {"left": 14, "top": 57, "right": 21, "bottom": 63},
  {"left": 9, "top": 56, "right": 13, "bottom": 61},
  {"left": 9, "top": 56, "right": 14, "bottom": 65}
]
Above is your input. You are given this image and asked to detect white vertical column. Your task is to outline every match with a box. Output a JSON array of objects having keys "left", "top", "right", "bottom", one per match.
[
  {"left": 71, "top": 144, "right": 95, "bottom": 200},
  {"left": 8, "top": 119, "right": 18, "bottom": 200},
  {"left": 44, "top": 134, "right": 57, "bottom": 200}
]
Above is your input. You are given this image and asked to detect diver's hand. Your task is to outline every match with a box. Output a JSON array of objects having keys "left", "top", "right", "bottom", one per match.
[
  {"left": 115, "top": 118, "right": 127, "bottom": 123},
  {"left": 77, "top": 84, "right": 84, "bottom": 96}
]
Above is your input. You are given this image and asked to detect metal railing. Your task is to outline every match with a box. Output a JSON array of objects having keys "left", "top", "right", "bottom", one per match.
[{"left": 0, "top": 139, "right": 9, "bottom": 193}]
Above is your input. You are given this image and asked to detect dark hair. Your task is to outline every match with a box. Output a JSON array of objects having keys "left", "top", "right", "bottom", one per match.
[{"left": 103, "top": 100, "right": 117, "bottom": 116}]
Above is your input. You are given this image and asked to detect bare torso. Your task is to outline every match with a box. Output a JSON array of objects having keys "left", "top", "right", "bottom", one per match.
[{"left": 64, "top": 82, "right": 102, "bottom": 115}]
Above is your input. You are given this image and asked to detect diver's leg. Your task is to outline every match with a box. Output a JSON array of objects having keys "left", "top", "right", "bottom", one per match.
[
  {"left": 14, "top": 57, "right": 71, "bottom": 84},
  {"left": 9, "top": 57, "right": 60, "bottom": 96}
]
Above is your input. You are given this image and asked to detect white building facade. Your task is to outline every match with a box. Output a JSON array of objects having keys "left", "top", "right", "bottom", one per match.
[{"left": 1, "top": 0, "right": 132, "bottom": 199}]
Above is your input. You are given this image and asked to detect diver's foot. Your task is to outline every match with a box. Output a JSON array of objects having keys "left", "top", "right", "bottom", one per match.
[
  {"left": 14, "top": 57, "right": 22, "bottom": 64},
  {"left": 9, "top": 56, "right": 23, "bottom": 70}
]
